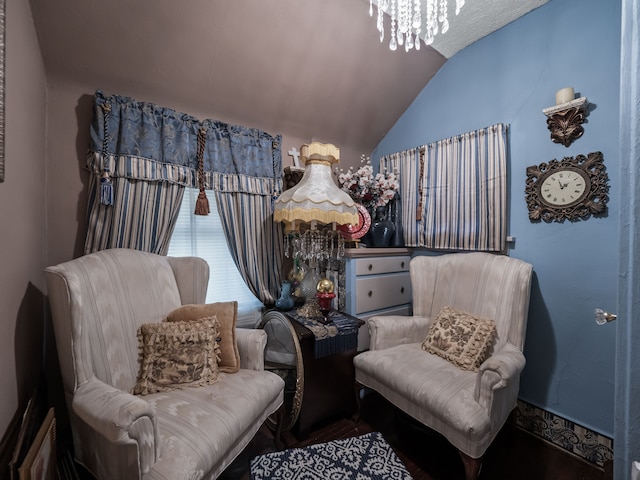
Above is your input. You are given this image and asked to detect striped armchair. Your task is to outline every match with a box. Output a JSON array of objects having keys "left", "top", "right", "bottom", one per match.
[
  {"left": 45, "top": 248, "right": 284, "bottom": 480},
  {"left": 354, "top": 252, "right": 533, "bottom": 480}
]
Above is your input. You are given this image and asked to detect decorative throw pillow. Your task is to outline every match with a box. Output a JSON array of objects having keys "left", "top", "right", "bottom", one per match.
[
  {"left": 166, "top": 302, "right": 240, "bottom": 373},
  {"left": 133, "top": 317, "right": 221, "bottom": 395},
  {"left": 421, "top": 306, "right": 497, "bottom": 372}
]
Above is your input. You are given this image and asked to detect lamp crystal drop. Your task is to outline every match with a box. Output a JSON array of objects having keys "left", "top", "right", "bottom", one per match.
[
  {"left": 425, "top": 30, "right": 434, "bottom": 44},
  {"left": 399, "top": 0, "right": 410, "bottom": 34},
  {"left": 406, "top": 33, "right": 414, "bottom": 50},
  {"left": 441, "top": 18, "right": 449, "bottom": 34},
  {"left": 439, "top": 0, "right": 447, "bottom": 22},
  {"left": 413, "top": 11, "right": 421, "bottom": 29},
  {"left": 390, "top": 3, "right": 398, "bottom": 50}
]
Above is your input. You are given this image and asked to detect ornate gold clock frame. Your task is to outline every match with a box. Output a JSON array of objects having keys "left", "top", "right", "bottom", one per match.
[{"left": 525, "top": 151, "right": 609, "bottom": 222}]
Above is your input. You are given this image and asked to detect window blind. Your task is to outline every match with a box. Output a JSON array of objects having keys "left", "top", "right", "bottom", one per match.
[{"left": 168, "top": 188, "right": 264, "bottom": 327}]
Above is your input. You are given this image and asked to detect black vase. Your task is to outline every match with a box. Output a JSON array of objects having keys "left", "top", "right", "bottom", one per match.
[
  {"left": 370, "top": 206, "right": 395, "bottom": 248},
  {"left": 389, "top": 193, "right": 405, "bottom": 247}
]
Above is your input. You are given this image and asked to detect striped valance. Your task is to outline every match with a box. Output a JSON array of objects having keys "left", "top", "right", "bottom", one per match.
[
  {"left": 88, "top": 90, "right": 282, "bottom": 186},
  {"left": 86, "top": 152, "right": 278, "bottom": 195}
]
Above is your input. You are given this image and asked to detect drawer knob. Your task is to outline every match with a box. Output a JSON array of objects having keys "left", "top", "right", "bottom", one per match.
[
  {"left": 368, "top": 290, "right": 373, "bottom": 297},
  {"left": 368, "top": 264, "right": 373, "bottom": 271},
  {"left": 401, "top": 287, "right": 405, "bottom": 294},
  {"left": 401, "top": 261, "right": 405, "bottom": 268}
]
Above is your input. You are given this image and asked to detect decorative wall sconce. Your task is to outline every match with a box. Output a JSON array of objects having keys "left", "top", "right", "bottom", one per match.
[{"left": 543, "top": 87, "right": 589, "bottom": 147}]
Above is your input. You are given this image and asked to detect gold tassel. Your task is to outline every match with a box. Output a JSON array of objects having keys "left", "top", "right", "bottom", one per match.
[{"left": 194, "top": 126, "right": 210, "bottom": 215}]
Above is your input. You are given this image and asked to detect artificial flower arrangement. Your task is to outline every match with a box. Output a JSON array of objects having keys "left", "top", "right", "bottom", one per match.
[{"left": 336, "top": 155, "right": 399, "bottom": 211}]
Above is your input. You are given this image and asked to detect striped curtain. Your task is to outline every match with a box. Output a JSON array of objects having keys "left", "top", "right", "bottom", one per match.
[
  {"left": 85, "top": 175, "right": 184, "bottom": 255},
  {"left": 380, "top": 148, "right": 420, "bottom": 246},
  {"left": 84, "top": 91, "right": 284, "bottom": 304},
  {"left": 420, "top": 123, "right": 508, "bottom": 251},
  {"left": 215, "top": 191, "right": 283, "bottom": 305}
]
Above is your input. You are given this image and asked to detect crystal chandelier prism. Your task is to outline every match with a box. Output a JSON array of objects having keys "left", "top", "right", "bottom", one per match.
[{"left": 369, "top": 0, "right": 465, "bottom": 52}]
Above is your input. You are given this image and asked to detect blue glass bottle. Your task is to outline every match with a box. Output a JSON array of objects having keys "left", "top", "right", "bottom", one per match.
[{"left": 275, "top": 281, "right": 295, "bottom": 311}]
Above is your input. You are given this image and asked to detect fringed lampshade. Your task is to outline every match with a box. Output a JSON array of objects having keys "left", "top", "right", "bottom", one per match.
[{"left": 274, "top": 142, "right": 358, "bottom": 231}]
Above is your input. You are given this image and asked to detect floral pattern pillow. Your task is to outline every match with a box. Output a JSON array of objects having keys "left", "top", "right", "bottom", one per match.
[
  {"left": 133, "top": 316, "right": 221, "bottom": 395},
  {"left": 422, "top": 307, "right": 496, "bottom": 372}
]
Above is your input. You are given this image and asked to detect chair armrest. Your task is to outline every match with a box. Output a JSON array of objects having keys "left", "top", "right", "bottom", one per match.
[
  {"left": 236, "top": 328, "right": 267, "bottom": 371},
  {"left": 369, "top": 316, "right": 431, "bottom": 350},
  {"left": 474, "top": 343, "right": 526, "bottom": 414},
  {"left": 479, "top": 343, "right": 526, "bottom": 383},
  {"left": 72, "top": 376, "right": 159, "bottom": 470}
]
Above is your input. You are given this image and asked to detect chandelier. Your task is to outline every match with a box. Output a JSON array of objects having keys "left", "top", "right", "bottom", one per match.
[{"left": 369, "top": 0, "right": 465, "bottom": 52}]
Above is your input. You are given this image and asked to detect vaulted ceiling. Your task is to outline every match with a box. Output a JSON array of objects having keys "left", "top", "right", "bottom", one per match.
[{"left": 29, "top": 0, "right": 548, "bottom": 156}]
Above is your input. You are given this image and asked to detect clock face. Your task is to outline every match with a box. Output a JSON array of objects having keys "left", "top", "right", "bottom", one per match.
[{"left": 538, "top": 168, "right": 589, "bottom": 207}]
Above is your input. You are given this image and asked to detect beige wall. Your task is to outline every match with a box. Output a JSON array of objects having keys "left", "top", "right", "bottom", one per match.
[
  {"left": 0, "top": 0, "right": 47, "bottom": 435},
  {"left": 44, "top": 82, "right": 92, "bottom": 265}
]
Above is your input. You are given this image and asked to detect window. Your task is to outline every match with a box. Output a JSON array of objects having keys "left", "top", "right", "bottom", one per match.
[{"left": 168, "top": 188, "right": 264, "bottom": 328}]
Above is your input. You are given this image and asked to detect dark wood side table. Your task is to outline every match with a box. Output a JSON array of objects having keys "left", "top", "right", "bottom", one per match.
[{"left": 285, "top": 312, "right": 364, "bottom": 440}]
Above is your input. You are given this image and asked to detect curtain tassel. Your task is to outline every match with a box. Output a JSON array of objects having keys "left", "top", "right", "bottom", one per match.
[
  {"left": 195, "top": 189, "right": 210, "bottom": 215},
  {"left": 100, "top": 170, "right": 114, "bottom": 206},
  {"left": 194, "top": 126, "right": 210, "bottom": 215}
]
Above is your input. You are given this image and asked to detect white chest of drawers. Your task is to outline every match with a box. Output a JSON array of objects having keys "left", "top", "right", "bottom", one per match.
[{"left": 343, "top": 248, "right": 412, "bottom": 351}]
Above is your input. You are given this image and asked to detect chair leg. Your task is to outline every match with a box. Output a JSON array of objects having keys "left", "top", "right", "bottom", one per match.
[
  {"left": 459, "top": 451, "right": 482, "bottom": 480},
  {"left": 352, "top": 381, "right": 364, "bottom": 422},
  {"left": 273, "top": 405, "right": 285, "bottom": 450}
]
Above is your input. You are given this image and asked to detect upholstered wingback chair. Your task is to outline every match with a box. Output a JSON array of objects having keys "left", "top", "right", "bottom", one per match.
[
  {"left": 45, "top": 248, "right": 284, "bottom": 480},
  {"left": 354, "top": 252, "right": 533, "bottom": 480}
]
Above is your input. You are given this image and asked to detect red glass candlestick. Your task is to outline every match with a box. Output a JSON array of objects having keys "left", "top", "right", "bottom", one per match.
[{"left": 316, "top": 292, "right": 336, "bottom": 324}]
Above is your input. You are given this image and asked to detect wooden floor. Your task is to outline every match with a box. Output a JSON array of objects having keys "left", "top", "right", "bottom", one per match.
[{"left": 220, "top": 391, "right": 612, "bottom": 480}]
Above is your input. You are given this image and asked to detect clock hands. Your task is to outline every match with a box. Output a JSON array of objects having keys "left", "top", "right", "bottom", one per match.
[{"left": 556, "top": 175, "right": 572, "bottom": 189}]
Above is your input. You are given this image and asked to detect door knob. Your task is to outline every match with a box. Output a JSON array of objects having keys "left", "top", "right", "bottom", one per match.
[{"left": 594, "top": 308, "right": 617, "bottom": 325}]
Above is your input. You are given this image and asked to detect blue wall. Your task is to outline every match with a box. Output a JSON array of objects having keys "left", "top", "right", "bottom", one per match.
[{"left": 373, "top": 0, "right": 621, "bottom": 436}]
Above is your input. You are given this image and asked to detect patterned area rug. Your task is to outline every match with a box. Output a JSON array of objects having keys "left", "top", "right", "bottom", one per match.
[{"left": 250, "top": 432, "right": 412, "bottom": 479}]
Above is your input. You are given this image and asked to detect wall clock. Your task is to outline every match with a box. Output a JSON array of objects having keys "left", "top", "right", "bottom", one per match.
[{"left": 525, "top": 151, "right": 609, "bottom": 222}]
